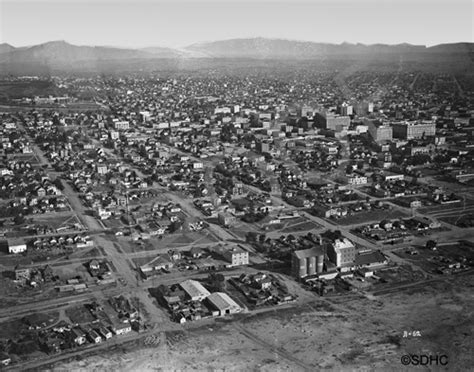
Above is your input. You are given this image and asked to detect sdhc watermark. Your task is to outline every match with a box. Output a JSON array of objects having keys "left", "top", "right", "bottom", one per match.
[{"left": 401, "top": 354, "right": 448, "bottom": 366}]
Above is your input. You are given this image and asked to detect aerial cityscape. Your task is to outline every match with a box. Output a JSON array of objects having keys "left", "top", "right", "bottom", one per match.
[{"left": 0, "top": 0, "right": 473, "bottom": 371}]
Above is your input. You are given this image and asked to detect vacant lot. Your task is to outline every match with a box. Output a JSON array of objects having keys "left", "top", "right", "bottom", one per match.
[
  {"left": 119, "top": 231, "right": 218, "bottom": 254},
  {"left": 54, "top": 273, "right": 474, "bottom": 371},
  {"left": 394, "top": 242, "right": 474, "bottom": 273},
  {"left": 0, "top": 311, "right": 59, "bottom": 340},
  {"left": 440, "top": 213, "right": 474, "bottom": 228},
  {"left": 65, "top": 305, "right": 95, "bottom": 325}
]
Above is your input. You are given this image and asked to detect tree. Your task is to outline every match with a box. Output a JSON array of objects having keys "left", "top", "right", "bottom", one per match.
[
  {"left": 426, "top": 240, "right": 437, "bottom": 250},
  {"left": 207, "top": 273, "right": 226, "bottom": 291},
  {"left": 246, "top": 232, "right": 258, "bottom": 243},
  {"left": 52, "top": 178, "right": 64, "bottom": 191},
  {"left": 14, "top": 214, "right": 25, "bottom": 225}
]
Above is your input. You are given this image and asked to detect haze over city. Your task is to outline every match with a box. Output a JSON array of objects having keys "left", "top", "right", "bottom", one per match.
[{"left": 1, "top": 0, "right": 473, "bottom": 48}]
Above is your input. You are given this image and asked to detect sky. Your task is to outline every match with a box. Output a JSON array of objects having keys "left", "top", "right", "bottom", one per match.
[{"left": 0, "top": 0, "right": 472, "bottom": 48}]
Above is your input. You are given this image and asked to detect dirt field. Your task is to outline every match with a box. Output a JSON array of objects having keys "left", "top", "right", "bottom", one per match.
[{"left": 51, "top": 273, "right": 474, "bottom": 371}]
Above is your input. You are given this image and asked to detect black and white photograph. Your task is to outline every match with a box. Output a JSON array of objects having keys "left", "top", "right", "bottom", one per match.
[{"left": 0, "top": 0, "right": 473, "bottom": 370}]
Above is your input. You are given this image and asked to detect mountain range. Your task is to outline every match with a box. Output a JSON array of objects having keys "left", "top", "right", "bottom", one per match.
[{"left": 0, "top": 38, "right": 472, "bottom": 73}]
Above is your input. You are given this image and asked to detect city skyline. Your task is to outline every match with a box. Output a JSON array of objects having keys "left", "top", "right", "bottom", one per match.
[{"left": 1, "top": 0, "right": 472, "bottom": 48}]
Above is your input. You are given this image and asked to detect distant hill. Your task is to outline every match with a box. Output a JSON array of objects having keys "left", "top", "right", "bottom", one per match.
[
  {"left": 0, "top": 38, "right": 472, "bottom": 74},
  {"left": 185, "top": 38, "right": 430, "bottom": 59},
  {"left": 140, "top": 46, "right": 185, "bottom": 58},
  {"left": 0, "top": 43, "right": 16, "bottom": 54},
  {"left": 0, "top": 41, "right": 157, "bottom": 65},
  {"left": 425, "top": 42, "right": 474, "bottom": 54}
]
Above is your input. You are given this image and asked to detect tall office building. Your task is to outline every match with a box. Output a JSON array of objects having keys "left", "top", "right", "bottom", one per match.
[
  {"left": 365, "top": 119, "right": 393, "bottom": 142},
  {"left": 315, "top": 111, "right": 350, "bottom": 131},
  {"left": 391, "top": 121, "right": 436, "bottom": 140}
]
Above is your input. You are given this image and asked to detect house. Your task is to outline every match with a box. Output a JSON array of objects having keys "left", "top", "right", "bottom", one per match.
[
  {"left": 411, "top": 216, "right": 441, "bottom": 229},
  {"left": 163, "top": 289, "right": 186, "bottom": 308},
  {"left": 36, "top": 187, "right": 46, "bottom": 197},
  {"left": 8, "top": 238, "right": 27, "bottom": 254},
  {"left": 217, "top": 212, "right": 236, "bottom": 227},
  {"left": 112, "top": 322, "right": 132, "bottom": 335},
  {"left": 168, "top": 250, "right": 182, "bottom": 261},
  {"left": 88, "top": 329, "right": 102, "bottom": 343},
  {"left": 140, "top": 254, "right": 174, "bottom": 274},
  {"left": 89, "top": 259, "right": 100, "bottom": 271},
  {"left": 15, "top": 267, "right": 31, "bottom": 281},
  {"left": 71, "top": 328, "right": 86, "bottom": 345},
  {"left": 40, "top": 336, "right": 62, "bottom": 354},
  {"left": 97, "top": 326, "right": 113, "bottom": 340},
  {"left": 0, "top": 353, "right": 11, "bottom": 366},
  {"left": 380, "top": 219, "right": 393, "bottom": 230},
  {"left": 252, "top": 273, "right": 272, "bottom": 289},
  {"left": 188, "top": 246, "right": 205, "bottom": 258}
]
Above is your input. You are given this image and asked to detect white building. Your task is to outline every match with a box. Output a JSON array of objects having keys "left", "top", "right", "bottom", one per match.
[
  {"left": 327, "top": 238, "right": 356, "bottom": 268},
  {"left": 8, "top": 240, "right": 27, "bottom": 254},
  {"left": 113, "top": 323, "right": 132, "bottom": 335},
  {"left": 221, "top": 247, "right": 249, "bottom": 267},
  {"left": 206, "top": 292, "right": 241, "bottom": 316},
  {"left": 114, "top": 121, "right": 130, "bottom": 130},
  {"left": 346, "top": 174, "right": 368, "bottom": 185},
  {"left": 180, "top": 279, "right": 211, "bottom": 301}
]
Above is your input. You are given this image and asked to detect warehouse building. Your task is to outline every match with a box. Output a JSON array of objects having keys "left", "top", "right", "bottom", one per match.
[
  {"left": 205, "top": 292, "right": 241, "bottom": 316},
  {"left": 180, "top": 279, "right": 211, "bottom": 302}
]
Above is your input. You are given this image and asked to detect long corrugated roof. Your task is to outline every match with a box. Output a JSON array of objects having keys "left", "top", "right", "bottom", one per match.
[
  {"left": 180, "top": 279, "right": 210, "bottom": 299},
  {"left": 293, "top": 246, "right": 324, "bottom": 259},
  {"left": 355, "top": 250, "right": 386, "bottom": 266},
  {"left": 206, "top": 292, "right": 241, "bottom": 312}
]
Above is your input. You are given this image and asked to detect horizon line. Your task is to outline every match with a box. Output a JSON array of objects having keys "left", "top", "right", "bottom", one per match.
[{"left": 2, "top": 37, "right": 473, "bottom": 50}]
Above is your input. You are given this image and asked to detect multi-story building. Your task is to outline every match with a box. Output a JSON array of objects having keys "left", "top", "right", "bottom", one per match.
[
  {"left": 355, "top": 101, "right": 374, "bottom": 115},
  {"left": 339, "top": 102, "right": 353, "bottom": 116},
  {"left": 113, "top": 121, "right": 130, "bottom": 130},
  {"left": 314, "top": 112, "right": 350, "bottom": 131},
  {"left": 346, "top": 174, "right": 368, "bottom": 185},
  {"left": 8, "top": 239, "right": 27, "bottom": 254},
  {"left": 391, "top": 121, "right": 436, "bottom": 140},
  {"left": 96, "top": 164, "right": 108, "bottom": 175},
  {"left": 222, "top": 247, "right": 249, "bottom": 266},
  {"left": 109, "top": 130, "right": 119, "bottom": 140},
  {"left": 217, "top": 212, "right": 236, "bottom": 227},
  {"left": 299, "top": 105, "right": 316, "bottom": 118},
  {"left": 365, "top": 119, "right": 393, "bottom": 142},
  {"left": 327, "top": 238, "right": 356, "bottom": 268}
]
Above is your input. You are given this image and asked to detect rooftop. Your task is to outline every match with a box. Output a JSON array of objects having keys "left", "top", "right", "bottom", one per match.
[
  {"left": 293, "top": 246, "right": 325, "bottom": 259},
  {"left": 180, "top": 279, "right": 211, "bottom": 300},
  {"left": 355, "top": 250, "right": 387, "bottom": 266},
  {"left": 206, "top": 292, "right": 241, "bottom": 312}
]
